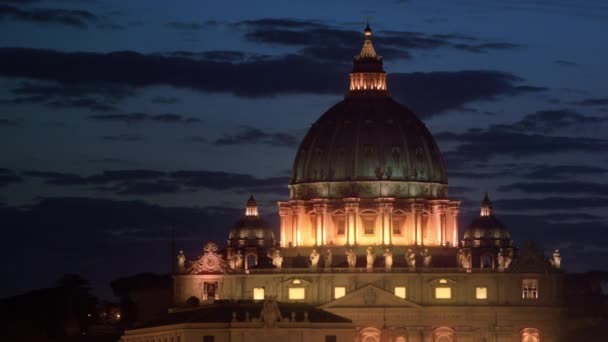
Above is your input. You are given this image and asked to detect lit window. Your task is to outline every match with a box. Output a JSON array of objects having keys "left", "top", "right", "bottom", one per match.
[
  {"left": 363, "top": 218, "right": 374, "bottom": 235},
  {"left": 522, "top": 279, "right": 538, "bottom": 299},
  {"left": 435, "top": 287, "right": 451, "bottom": 299},
  {"left": 521, "top": 328, "right": 540, "bottom": 342},
  {"left": 392, "top": 218, "right": 402, "bottom": 235},
  {"left": 439, "top": 279, "right": 448, "bottom": 284},
  {"left": 394, "top": 287, "right": 406, "bottom": 299},
  {"left": 476, "top": 287, "right": 487, "bottom": 299},
  {"left": 253, "top": 287, "right": 264, "bottom": 300},
  {"left": 334, "top": 287, "right": 346, "bottom": 299},
  {"left": 335, "top": 217, "right": 346, "bottom": 235},
  {"left": 288, "top": 287, "right": 305, "bottom": 300},
  {"left": 292, "top": 279, "right": 301, "bottom": 285}
]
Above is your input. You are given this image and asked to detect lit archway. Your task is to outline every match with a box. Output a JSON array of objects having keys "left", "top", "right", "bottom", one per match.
[
  {"left": 359, "top": 327, "right": 381, "bottom": 342},
  {"left": 521, "top": 328, "right": 540, "bottom": 342},
  {"left": 433, "top": 327, "right": 454, "bottom": 342}
]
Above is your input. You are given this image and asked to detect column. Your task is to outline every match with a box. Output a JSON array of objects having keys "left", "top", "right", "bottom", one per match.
[
  {"left": 313, "top": 202, "right": 327, "bottom": 246},
  {"left": 412, "top": 203, "right": 424, "bottom": 245},
  {"left": 378, "top": 199, "right": 394, "bottom": 245},
  {"left": 344, "top": 198, "right": 359, "bottom": 245},
  {"left": 439, "top": 205, "right": 447, "bottom": 246},
  {"left": 279, "top": 205, "right": 289, "bottom": 247}
]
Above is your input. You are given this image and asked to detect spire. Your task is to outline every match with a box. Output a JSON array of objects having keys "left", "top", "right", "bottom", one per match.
[
  {"left": 480, "top": 192, "right": 492, "bottom": 217},
  {"left": 349, "top": 22, "right": 387, "bottom": 94},
  {"left": 245, "top": 195, "right": 258, "bottom": 216}
]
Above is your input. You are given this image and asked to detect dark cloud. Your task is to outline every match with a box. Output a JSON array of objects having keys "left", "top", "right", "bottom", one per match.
[
  {"left": 0, "top": 82, "right": 131, "bottom": 112},
  {"left": 215, "top": 126, "right": 298, "bottom": 148},
  {"left": 18, "top": 168, "right": 289, "bottom": 196},
  {"left": 150, "top": 96, "right": 179, "bottom": 105},
  {"left": 554, "top": 60, "right": 577, "bottom": 67},
  {"left": 0, "top": 168, "right": 22, "bottom": 187},
  {"left": 438, "top": 129, "right": 608, "bottom": 162},
  {"left": 165, "top": 21, "right": 209, "bottom": 30},
  {"left": 498, "top": 181, "right": 608, "bottom": 195},
  {"left": 0, "top": 4, "right": 97, "bottom": 28},
  {"left": 101, "top": 134, "right": 142, "bottom": 142},
  {"left": 0, "top": 118, "right": 19, "bottom": 126},
  {"left": 89, "top": 113, "right": 200, "bottom": 124},
  {"left": 235, "top": 18, "right": 520, "bottom": 60},
  {"left": 575, "top": 98, "right": 608, "bottom": 106},
  {"left": 494, "top": 197, "right": 608, "bottom": 211},
  {"left": 0, "top": 48, "right": 540, "bottom": 116},
  {"left": 523, "top": 165, "right": 608, "bottom": 180},
  {"left": 491, "top": 109, "right": 607, "bottom": 133}
]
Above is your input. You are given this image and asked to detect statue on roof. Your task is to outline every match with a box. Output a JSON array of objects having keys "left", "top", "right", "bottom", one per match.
[
  {"left": 310, "top": 249, "right": 320, "bottom": 268},
  {"left": 177, "top": 250, "right": 186, "bottom": 273},
  {"left": 406, "top": 248, "right": 416, "bottom": 271},
  {"left": 271, "top": 249, "right": 283, "bottom": 269},
  {"left": 261, "top": 296, "right": 282, "bottom": 328},
  {"left": 325, "top": 248, "right": 333, "bottom": 268},
  {"left": 383, "top": 247, "right": 393, "bottom": 270},
  {"left": 346, "top": 248, "right": 357, "bottom": 268},
  {"left": 366, "top": 246, "right": 375, "bottom": 269},
  {"left": 421, "top": 248, "right": 432, "bottom": 267},
  {"left": 551, "top": 249, "right": 562, "bottom": 269}
]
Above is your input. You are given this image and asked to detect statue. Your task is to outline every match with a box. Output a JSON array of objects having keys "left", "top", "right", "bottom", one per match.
[
  {"left": 345, "top": 248, "right": 356, "bottom": 267},
  {"left": 497, "top": 248, "right": 506, "bottom": 271},
  {"left": 458, "top": 249, "right": 472, "bottom": 271},
  {"left": 177, "top": 250, "right": 186, "bottom": 273},
  {"left": 310, "top": 249, "right": 320, "bottom": 268},
  {"left": 325, "top": 248, "right": 333, "bottom": 268},
  {"left": 421, "top": 248, "right": 432, "bottom": 267},
  {"left": 229, "top": 250, "right": 244, "bottom": 271},
  {"left": 271, "top": 250, "right": 283, "bottom": 269},
  {"left": 504, "top": 248, "right": 513, "bottom": 269},
  {"left": 551, "top": 249, "right": 561, "bottom": 269},
  {"left": 261, "top": 296, "right": 282, "bottom": 328},
  {"left": 383, "top": 247, "right": 393, "bottom": 270},
  {"left": 366, "top": 246, "right": 375, "bottom": 269},
  {"left": 406, "top": 248, "right": 416, "bottom": 270}
]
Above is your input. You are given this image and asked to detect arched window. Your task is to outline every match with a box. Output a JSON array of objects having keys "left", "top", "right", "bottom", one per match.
[
  {"left": 521, "top": 328, "right": 540, "bottom": 342},
  {"left": 359, "top": 327, "right": 381, "bottom": 342},
  {"left": 433, "top": 327, "right": 454, "bottom": 342}
]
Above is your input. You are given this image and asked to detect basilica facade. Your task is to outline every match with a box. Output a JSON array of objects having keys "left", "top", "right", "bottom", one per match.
[{"left": 121, "top": 25, "right": 563, "bottom": 342}]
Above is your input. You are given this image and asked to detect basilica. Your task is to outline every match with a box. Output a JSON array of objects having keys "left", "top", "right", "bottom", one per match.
[{"left": 121, "top": 25, "right": 563, "bottom": 342}]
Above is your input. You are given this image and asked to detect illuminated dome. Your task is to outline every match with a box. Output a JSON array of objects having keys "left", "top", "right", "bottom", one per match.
[
  {"left": 228, "top": 196, "right": 275, "bottom": 248},
  {"left": 289, "top": 25, "right": 447, "bottom": 200},
  {"left": 463, "top": 193, "right": 511, "bottom": 248}
]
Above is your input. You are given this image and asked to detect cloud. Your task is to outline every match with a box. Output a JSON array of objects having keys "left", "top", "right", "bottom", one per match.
[
  {"left": 498, "top": 181, "right": 608, "bottom": 195},
  {"left": 494, "top": 197, "right": 608, "bottom": 211},
  {"left": 0, "top": 168, "right": 22, "bottom": 187},
  {"left": 0, "top": 48, "right": 541, "bottom": 116},
  {"left": 150, "top": 96, "right": 179, "bottom": 105},
  {"left": 89, "top": 113, "right": 200, "bottom": 124},
  {"left": 0, "top": 4, "right": 97, "bottom": 28},
  {"left": 490, "top": 109, "right": 607, "bottom": 133},
  {"left": 523, "top": 165, "right": 608, "bottom": 180},
  {"left": 165, "top": 21, "right": 214, "bottom": 30},
  {"left": 575, "top": 98, "right": 608, "bottom": 106},
  {"left": 0, "top": 82, "right": 131, "bottom": 112},
  {"left": 554, "top": 60, "right": 577, "bottom": 67},
  {"left": 437, "top": 128, "right": 608, "bottom": 162},
  {"left": 101, "top": 134, "right": 142, "bottom": 142},
  {"left": 215, "top": 126, "right": 298, "bottom": 148},
  {"left": 0, "top": 118, "right": 19, "bottom": 126},
  {"left": 18, "top": 168, "right": 289, "bottom": 196}
]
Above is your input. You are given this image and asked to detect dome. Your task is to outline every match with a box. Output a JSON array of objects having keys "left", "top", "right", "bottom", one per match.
[
  {"left": 289, "top": 25, "right": 447, "bottom": 200},
  {"left": 227, "top": 196, "right": 275, "bottom": 248},
  {"left": 463, "top": 194, "right": 511, "bottom": 248}
]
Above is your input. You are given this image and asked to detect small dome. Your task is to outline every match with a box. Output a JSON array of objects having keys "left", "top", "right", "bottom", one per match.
[
  {"left": 463, "top": 194, "right": 511, "bottom": 248},
  {"left": 228, "top": 196, "right": 275, "bottom": 248}
]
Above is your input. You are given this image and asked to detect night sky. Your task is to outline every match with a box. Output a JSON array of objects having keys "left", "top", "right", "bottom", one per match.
[{"left": 1, "top": 0, "right": 608, "bottom": 299}]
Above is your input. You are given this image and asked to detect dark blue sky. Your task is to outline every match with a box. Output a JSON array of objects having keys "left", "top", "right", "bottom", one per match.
[{"left": 1, "top": 0, "right": 608, "bottom": 299}]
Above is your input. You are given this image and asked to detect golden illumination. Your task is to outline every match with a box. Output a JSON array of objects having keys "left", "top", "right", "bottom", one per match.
[
  {"left": 334, "top": 286, "right": 346, "bottom": 299},
  {"left": 435, "top": 287, "right": 451, "bottom": 299},
  {"left": 292, "top": 279, "right": 301, "bottom": 285},
  {"left": 394, "top": 287, "right": 406, "bottom": 299},
  {"left": 253, "top": 287, "right": 265, "bottom": 300},
  {"left": 476, "top": 287, "right": 487, "bottom": 299},
  {"left": 288, "top": 287, "right": 305, "bottom": 300},
  {"left": 439, "top": 279, "right": 448, "bottom": 284}
]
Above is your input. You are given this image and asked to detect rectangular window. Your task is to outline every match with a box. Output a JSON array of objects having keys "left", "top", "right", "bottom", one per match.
[
  {"left": 394, "top": 287, "right": 406, "bottom": 299},
  {"left": 334, "top": 286, "right": 346, "bottom": 299},
  {"left": 363, "top": 218, "right": 374, "bottom": 235},
  {"left": 288, "top": 287, "right": 306, "bottom": 300},
  {"left": 476, "top": 287, "right": 487, "bottom": 299},
  {"left": 325, "top": 336, "right": 337, "bottom": 342},
  {"left": 336, "top": 217, "right": 346, "bottom": 235},
  {"left": 203, "top": 336, "right": 214, "bottom": 342},
  {"left": 522, "top": 279, "right": 538, "bottom": 299},
  {"left": 435, "top": 287, "right": 452, "bottom": 299},
  {"left": 253, "top": 287, "right": 265, "bottom": 300},
  {"left": 392, "top": 218, "right": 402, "bottom": 235}
]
